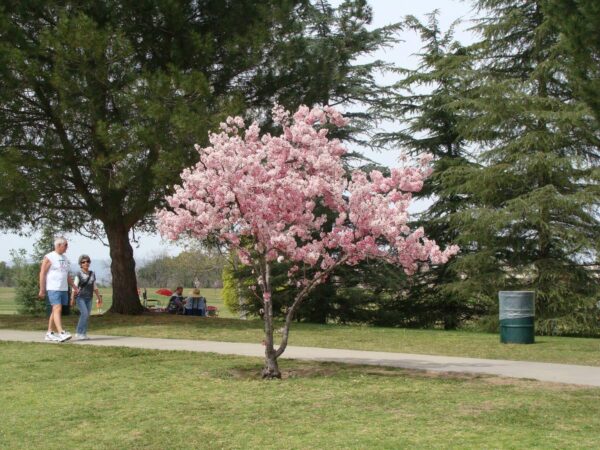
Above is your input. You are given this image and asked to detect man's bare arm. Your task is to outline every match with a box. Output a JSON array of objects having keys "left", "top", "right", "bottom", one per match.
[{"left": 38, "top": 257, "right": 51, "bottom": 299}]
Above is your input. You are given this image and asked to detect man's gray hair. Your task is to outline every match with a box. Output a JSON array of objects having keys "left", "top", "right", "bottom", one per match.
[{"left": 54, "top": 236, "right": 67, "bottom": 246}]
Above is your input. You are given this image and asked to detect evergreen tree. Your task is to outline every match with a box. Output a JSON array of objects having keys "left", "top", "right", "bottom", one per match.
[
  {"left": 13, "top": 226, "right": 59, "bottom": 315},
  {"left": 0, "top": 0, "right": 399, "bottom": 313},
  {"left": 250, "top": 0, "right": 400, "bottom": 144},
  {"left": 454, "top": 0, "right": 600, "bottom": 334},
  {"left": 10, "top": 249, "right": 40, "bottom": 315},
  {"left": 544, "top": 0, "right": 600, "bottom": 122},
  {"left": 222, "top": 263, "right": 240, "bottom": 315},
  {"left": 375, "top": 12, "right": 485, "bottom": 329}
]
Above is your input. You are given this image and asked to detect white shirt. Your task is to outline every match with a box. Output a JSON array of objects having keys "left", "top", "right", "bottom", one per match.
[{"left": 45, "top": 251, "right": 70, "bottom": 291}]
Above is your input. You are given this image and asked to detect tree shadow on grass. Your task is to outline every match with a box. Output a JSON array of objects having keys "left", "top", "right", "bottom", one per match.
[{"left": 211, "top": 361, "right": 493, "bottom": 382}]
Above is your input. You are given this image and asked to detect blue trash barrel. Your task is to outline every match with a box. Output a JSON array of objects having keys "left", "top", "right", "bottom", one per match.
[{"left": 499, "top": 291, "right": 535, "bottom": 344}]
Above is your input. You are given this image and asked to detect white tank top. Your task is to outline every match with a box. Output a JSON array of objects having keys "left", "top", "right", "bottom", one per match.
[{"left": 45, "top": 251, "right": 70, "bottom": 291}]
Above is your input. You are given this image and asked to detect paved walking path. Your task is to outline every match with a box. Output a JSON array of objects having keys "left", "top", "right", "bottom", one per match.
[{"left": 2, "top": 329, "right": 599, "bottom": 387}]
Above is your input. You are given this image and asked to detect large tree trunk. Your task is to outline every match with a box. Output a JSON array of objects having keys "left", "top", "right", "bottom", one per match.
[{"left": 105, "top": 222, "right": 143, "bottom": 314}]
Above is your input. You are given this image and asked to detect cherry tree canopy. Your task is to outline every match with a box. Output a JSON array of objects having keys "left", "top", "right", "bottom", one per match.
[
  {"left": 159, "top": 105, "right": 458, "bottom": 278},
  {"left": 158, "top": 104, "right": 458, "bottom": 377}
]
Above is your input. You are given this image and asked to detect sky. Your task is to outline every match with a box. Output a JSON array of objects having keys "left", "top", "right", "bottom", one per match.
[{"left": 0, "top": 0, "right": 477, "bottom": 268}]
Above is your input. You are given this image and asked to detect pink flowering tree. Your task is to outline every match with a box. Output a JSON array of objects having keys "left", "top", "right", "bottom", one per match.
[{"left": 158, "top": 104, "right": 459, "bottom": 378}]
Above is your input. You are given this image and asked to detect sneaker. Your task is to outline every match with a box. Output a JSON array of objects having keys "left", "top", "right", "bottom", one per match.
[
  {"left": 45, "top": 331, "right": 60, "bottom": 342},
  {"left": 75, "top": 334, "right": 90, "bottom": 341},
  {"left": 58, "top": 330, "right": 72, "bottom": 342}
]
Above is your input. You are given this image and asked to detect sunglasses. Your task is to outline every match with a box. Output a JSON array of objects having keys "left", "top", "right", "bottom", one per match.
[{"left": 81, "top": 260, "right": 91, "bottom": 264}]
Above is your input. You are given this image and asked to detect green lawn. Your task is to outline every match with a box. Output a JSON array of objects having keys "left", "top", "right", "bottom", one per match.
[
  {"left": 0, "top": 286, "right": 233, "bottom": 317},
  {"left": 0, "top": 341, "right": 598, "bottom": 449},
  {"left": 1, "top": 313, "right": 599, "bottom": 367},
  {"left": 3, "top": 287, "right": 599, "bottom": 367},
  {"left": 0, "top": 287, "right": 15, "bottom": 315}
]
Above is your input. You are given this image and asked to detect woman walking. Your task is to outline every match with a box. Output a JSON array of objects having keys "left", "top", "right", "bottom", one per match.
[{"left": 70, "top": 254, "right": 103, "bottom": 340}]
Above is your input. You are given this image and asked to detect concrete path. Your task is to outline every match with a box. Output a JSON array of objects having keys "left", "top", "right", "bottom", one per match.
[{"left": 2, "top": 329, "right": 599, "bottom": 387}]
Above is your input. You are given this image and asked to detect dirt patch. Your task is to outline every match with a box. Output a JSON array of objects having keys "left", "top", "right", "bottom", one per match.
[
  {"left": 214, "top": 363, "right": 596, "bottom": 390},
  {"left": 367, "top": 367, "right": 594, "bottom": 390},
  {"left": 222, "top": 364, "right": 343, "bottom": 380},
  {"left": 480, "top": 375, "right": 589, "bottom": 391},
  {"left": 283, "top": 366, "right": 343, "bottom": 379},
  {"left": 361, "top": 366, "right": 491, "bottom": 382}
]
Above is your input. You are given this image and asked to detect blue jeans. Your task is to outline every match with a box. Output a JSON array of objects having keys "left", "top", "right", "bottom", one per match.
[{"left": 76, "top": 297, "right": 93, "bottom": 335}]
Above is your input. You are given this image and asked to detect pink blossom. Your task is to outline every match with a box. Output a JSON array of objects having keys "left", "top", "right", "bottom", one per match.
[{"left": 157, "top": 104, "right": 458, "bottom": 296}]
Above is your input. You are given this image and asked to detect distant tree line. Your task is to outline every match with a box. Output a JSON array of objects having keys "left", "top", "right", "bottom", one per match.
[
  {"left": 0, "top": 261, "right": 15, "bottom": 287},
  {"left": 136, "top": 250, "right": 225, "bottom": 290}
]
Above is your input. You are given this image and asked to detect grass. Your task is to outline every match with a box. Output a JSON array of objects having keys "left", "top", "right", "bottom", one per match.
[
  {"left": 2, "top": 287, "right": 599, "bottom": 367},
  {"left": 0, "top": 287, "right": 15, "bottom": 315},
  {"left": 1, "top": 313, "right": 599, "bottom": 367},
  {"left": 0, "top": 286, "right": 233, "bottom": 317},
  {"left": 0, "top": 341, "right": 599, "bottom": 449}
]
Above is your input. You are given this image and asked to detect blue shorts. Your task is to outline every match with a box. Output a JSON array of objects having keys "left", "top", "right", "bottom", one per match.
[{"left": 47, "top": 290, "right": 68, "bottom": 306}]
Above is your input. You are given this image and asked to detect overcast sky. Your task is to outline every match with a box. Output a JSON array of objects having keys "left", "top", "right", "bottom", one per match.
[{"left": 0, "top": 0, "right": 477, "bottom": 266}]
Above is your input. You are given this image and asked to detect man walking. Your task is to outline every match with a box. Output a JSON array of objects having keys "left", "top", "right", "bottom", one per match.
[{"left": 38, "top": 236, "right": 79, "bottom": 342}]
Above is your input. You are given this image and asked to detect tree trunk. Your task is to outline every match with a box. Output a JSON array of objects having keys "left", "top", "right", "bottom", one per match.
[
  {"left": 262, "top": 347, "right": 281, "bottom": 379},
  {"left": 105, "top": 222, "right": 143, "bottom": 314},
  {"left": 259, "top": 260, "right": 343, "bottom": 378},
  {"left": 262, "top": 296, "right": 281, "bottom": 379},
  {"left": 261, "top": 261, "right": 281, "bottom": 379}
]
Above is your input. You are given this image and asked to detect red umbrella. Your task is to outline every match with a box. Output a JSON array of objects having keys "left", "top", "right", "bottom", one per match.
[{"left": 155, "top": 288, "right": 173, "bottom": 296}]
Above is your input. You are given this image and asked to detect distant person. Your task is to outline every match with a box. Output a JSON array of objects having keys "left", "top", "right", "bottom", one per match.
[
  {"left": 38, "top": 236, "right": 79, "bottom": 342},
  {"left": 184, "top": 288, "right": 207, "bottom": 316},
  {"left": 70, "top": 254, "right": 103, "bottom": 340},
  {"left": 167, "top": 286, "right": 185, "bottom": 314}
]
